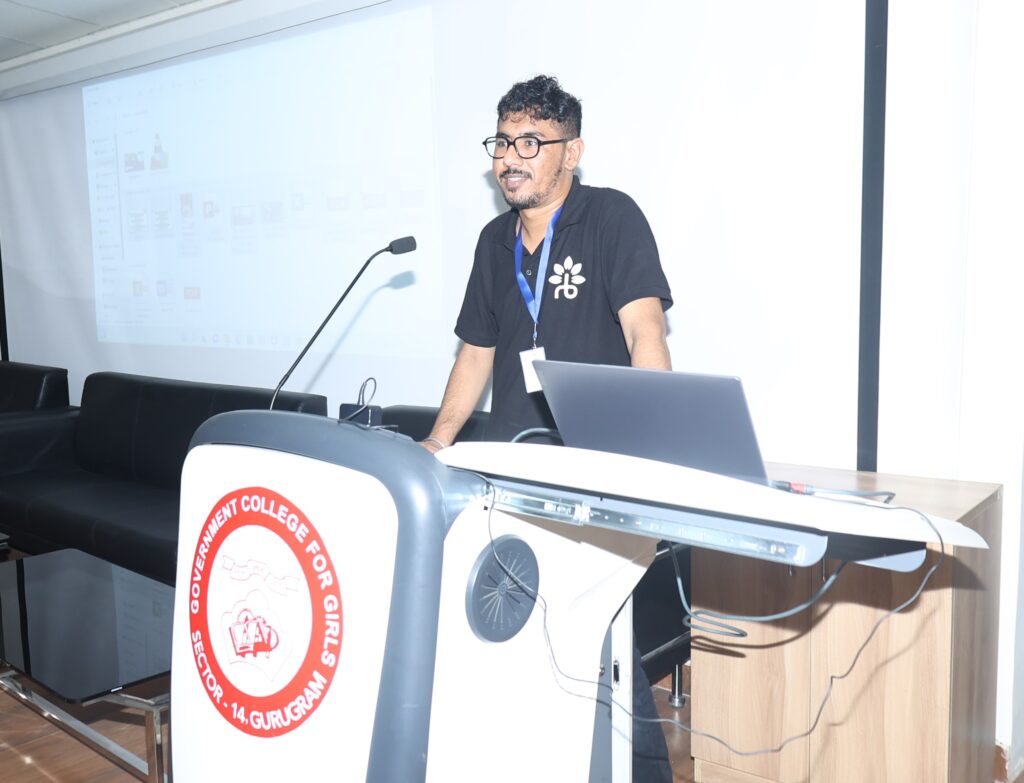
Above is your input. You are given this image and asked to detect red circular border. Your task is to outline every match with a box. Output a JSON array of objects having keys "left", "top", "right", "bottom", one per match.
[{"left": 189, "top": 487, "right": 342, "bottom": 737}]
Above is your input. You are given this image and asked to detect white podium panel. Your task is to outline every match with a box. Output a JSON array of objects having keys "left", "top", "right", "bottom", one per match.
[
  {"left": 426, "top": 503, "right": 654, "bottom": 782},
  {"left": 172, "top": 443, "right": 400, "bottom": 781}
]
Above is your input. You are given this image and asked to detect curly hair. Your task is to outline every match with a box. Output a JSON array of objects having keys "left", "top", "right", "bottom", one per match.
[{"left": 497, "top": 75, "right": 582, "bottom": 138}]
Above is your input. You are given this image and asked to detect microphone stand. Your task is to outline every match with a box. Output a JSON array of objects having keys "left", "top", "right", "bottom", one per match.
[{"left": 269, "top": 246, "right": 390, "bottom": 410}]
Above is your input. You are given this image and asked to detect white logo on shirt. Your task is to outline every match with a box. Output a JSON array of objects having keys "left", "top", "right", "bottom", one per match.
[{"left": 549, "top": 256, "right": 586, "bottom": 300}]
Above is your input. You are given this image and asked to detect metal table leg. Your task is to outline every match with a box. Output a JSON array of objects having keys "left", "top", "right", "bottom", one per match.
[{"left": 0, "top": 669, "right": 170, "bottom": 782}]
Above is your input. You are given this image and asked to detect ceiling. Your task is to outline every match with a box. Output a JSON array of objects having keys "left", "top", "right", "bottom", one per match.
[{"left": 0, "top": 0, "right": 212, "bottom": 66}]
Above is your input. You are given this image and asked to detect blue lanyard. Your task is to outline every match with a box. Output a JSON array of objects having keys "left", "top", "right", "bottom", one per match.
[{"left": 514, "top": 206, "right": 563, "bottom": 347}]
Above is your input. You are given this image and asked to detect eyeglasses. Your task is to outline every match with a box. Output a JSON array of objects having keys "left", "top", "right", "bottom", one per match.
[{"left": 482, "top": 135, "right": 572, "bottom": 159}]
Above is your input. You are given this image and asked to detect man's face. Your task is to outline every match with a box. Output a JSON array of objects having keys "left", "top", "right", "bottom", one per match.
[{"left": 493, "top": 113, "right": 576, "bottom": 211}]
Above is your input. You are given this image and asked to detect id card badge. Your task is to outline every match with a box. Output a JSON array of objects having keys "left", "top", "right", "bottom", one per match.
[{"left": 519, "top": 346, "right": 547, "bottom": 393}]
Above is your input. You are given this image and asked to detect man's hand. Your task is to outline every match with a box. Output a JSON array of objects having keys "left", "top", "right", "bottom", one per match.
[{"left": 419, "top": 436, "right": 450, "bottom": 454}]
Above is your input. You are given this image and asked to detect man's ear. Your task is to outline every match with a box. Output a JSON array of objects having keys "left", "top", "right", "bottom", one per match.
[{"left": 565, "top": 137, "right": 585, "bottom": 171}]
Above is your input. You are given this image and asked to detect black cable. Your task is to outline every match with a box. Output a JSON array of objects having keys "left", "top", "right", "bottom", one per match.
[
  {"left": 510, "top": 427, "right": 563, "bottom": 444},
  {"left": 456, "top": 468, "right": 947, "bottom": 758},
  {"left": 771, "top": 480, "right": 896, "bottom": 504},
  {"left": 341, "top": 376, "right": 377, "bottom": 422},
  {"left": 671, "top": 545, "right": 849, "bottom": 638},
  {"left": 669, "top": 502, "right": 947, "bottom": 757}
]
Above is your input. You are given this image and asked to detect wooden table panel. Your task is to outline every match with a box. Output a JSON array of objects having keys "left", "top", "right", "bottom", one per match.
[{"left": 692, "top": 464, "right": 1001, "bottom": 783}]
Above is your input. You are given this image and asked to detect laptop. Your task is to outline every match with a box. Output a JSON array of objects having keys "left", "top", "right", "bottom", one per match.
[{"left": 533, "top": 360, "right": 769, "bottom": 485}]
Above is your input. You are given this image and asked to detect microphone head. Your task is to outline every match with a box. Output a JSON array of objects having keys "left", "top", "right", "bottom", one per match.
[{"left": 388, "top": 236, "right": 417, "bottom": 255}]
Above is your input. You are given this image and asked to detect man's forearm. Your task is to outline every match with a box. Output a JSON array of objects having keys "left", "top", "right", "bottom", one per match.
[
  {"left": 619, "top": 297, "right": 672, "bottom": 371},
  {"left": 629, "top": 333, "right": 672, "bottom": 370},
  {"left": 425, "top": 343, "right": 495, "bottom": 451}
]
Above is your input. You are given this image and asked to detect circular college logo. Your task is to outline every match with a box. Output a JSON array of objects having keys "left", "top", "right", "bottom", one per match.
[{"left": 188, "top": 487, "right": 342, "bottom": 737}]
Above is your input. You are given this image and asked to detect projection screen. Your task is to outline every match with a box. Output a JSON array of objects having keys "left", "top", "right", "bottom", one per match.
[{"left": 0, "top": 0, "right": 866, "bottom": 469}]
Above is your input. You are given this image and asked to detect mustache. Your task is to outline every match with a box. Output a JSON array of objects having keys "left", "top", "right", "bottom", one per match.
[{"left": 500, "top": 168, "right": 530, "bottom": 180}]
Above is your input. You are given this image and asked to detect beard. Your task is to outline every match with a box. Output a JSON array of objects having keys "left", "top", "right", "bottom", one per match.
[{"left": 500, "top": 163, "right": 564, "bottom": 210}]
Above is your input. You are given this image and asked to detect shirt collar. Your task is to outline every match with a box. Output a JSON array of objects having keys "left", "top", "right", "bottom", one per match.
[{"left": 501, "top": 175, "right": 586, "bottom": 251}]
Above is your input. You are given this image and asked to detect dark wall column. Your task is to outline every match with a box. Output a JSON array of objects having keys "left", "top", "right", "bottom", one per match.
[
  {"left": 0, "top": 237, "right": 8, "bottom": 361},
  {"left": 858, "top": 0, "right": 888, "bottom": 472}
]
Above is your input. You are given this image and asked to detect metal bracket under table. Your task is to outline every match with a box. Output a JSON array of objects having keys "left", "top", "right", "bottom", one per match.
[{"left": 0, "top": 668, "right": 169, "bottom": 782}]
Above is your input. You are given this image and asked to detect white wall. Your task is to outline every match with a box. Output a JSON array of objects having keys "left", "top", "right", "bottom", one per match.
[
  {"left": 881, "top": 0, "right": 1023, "bottom": 759},
  {"left": 964, "top": 2, "right": 1024, "bottom": 772},
  {"left": 1014, "top": 459, "right": 1024, "bottom": 780}
]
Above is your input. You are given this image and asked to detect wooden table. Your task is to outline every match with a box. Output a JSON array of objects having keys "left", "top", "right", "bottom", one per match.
[{"left": 691, "top": 464, "right": 1001, "bottom": 783}]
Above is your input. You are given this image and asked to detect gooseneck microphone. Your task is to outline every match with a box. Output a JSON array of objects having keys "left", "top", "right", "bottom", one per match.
[{"left": 269, "top": 236, "right": 417, "bottom": 410}]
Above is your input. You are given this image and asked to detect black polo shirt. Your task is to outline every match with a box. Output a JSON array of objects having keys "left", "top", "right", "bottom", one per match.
[{"left": 456, "top": 176, "right": 673, "bottom": 441}]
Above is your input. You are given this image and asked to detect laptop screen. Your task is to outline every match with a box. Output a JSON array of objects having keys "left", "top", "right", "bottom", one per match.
[{"left": 533, "top": 360, "right": 769, "bottom": 485}]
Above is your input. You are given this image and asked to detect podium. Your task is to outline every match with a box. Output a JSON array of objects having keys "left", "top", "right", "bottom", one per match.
[{"left": 170, "top": 411, "right": 987, "bottom": 782}]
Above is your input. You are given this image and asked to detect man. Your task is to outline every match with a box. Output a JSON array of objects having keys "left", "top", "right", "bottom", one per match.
[
  {"left": 423, "top": 75, "right": 674, "bottom": 782},
  {"left": 421, "top": 74, "right": 672, "bottom": 451}
]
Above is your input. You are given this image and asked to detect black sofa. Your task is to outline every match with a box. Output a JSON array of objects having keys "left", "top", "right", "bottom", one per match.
[
  {"left": 0, "top": 372, "right": 327, "bottom": 584},
  {"left": 0, "top": 360, "right": 70, "bottom": 414}
]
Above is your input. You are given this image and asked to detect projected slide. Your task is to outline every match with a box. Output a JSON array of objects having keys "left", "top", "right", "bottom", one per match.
[{"left": 83, "top": 6, "right": 444, "bottom": 356}]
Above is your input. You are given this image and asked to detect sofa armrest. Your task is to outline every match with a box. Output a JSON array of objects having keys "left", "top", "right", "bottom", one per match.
[
  {"left": 0, "top": 408, "right": 79, "bottom": 476},
  {"left": 0, "top": 361, "right": 70, "bottom": 412}
]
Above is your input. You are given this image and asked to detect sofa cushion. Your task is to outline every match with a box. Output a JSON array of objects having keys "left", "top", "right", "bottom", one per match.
[
  {"left": 74, "top": 372, "right": 328, "bottom": 490},
  {"left": 0, "top": 361, "right": 69, "bottom": 413},
  {"left": 0, "top": 466, "right": 180, "bottom": 583},
  {"left": 73, "top": 374, "right": 143, "bottom": 483}
]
